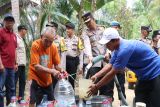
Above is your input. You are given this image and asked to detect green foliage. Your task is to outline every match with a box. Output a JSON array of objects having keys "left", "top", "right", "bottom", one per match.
[
  {"left": 131, "top": 0, "right": 160, "bottom": 39},
  {"left": 39, "top": 12, "right": 47, "bottom": 35},
  {"left": 98, "top": 0, "right": 160, "bottom": 39},
  {"left": 68, "top": 0, "right": 80, "bottom": 12},
  {"left": 0, "top": 0, "right": 160, "bottom": 50}
]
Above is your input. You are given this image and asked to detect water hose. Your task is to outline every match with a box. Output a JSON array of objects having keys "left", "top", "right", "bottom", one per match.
[
  {"left": 114, "top": 75, "right": 128, "bottom": 106},
  {"left": 84, "top": 55, "right": 105, "bottom": 78},
  {"left": 84, "top": 55, "right": 128, "bottom": 106}
]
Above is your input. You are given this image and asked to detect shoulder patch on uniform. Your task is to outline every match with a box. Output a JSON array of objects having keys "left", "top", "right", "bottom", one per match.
[
  {"left": 60, "top": 37, "right": 67, "bottom": 52},
  {"left": 78, "top": 37, "right": 84, "bottom": 50}
]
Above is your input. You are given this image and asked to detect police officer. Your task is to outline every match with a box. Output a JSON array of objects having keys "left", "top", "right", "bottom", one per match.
[
  {"left": 82, "top": 12, "right": 114, "bottom": 99},
  {"left": 152, "top": 30, "right": 160, "bottom": 54},
  {"left": 110, "top": 21, "right": 121, "bottom": 29},
  {"left": 110, "top": 21, "right": 126, "bottom": 104},
  {"left": 62, "top": 22, "right": 84, "bottom": 88},
  {"left": 140, "top": 25, "right": 152, "bottom": 45}
]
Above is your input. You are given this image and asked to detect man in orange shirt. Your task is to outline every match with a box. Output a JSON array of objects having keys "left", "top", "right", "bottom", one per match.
[{"left": 28, "top": 27, "right": 60, "bottom": 107}]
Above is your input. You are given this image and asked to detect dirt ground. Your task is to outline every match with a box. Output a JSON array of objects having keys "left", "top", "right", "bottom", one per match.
[{"left": 112, "top": 82, "right": 135, "bottom": 107}]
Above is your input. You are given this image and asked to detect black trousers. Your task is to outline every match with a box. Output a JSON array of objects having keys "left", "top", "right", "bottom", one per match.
[
  {"left": 66, "top": 56, "right": 79, "bottom": 88},
  {"left": 30, "top": 80, "right": 54, "bottom": 105},
  {"left": 86, "top": 67, "right": 114, "bottom": 99},
  {"left": 116, "top": 73, "right": 126, "bottom": 100},
  {"left": 52, "top": 76, "right": 58, "bottom": 99},
  {"left": 15, "top": 65, "right": 26, "bottom": 100},
  {"left": 135, "top": 75, "right": 160, "bottom": 107}
]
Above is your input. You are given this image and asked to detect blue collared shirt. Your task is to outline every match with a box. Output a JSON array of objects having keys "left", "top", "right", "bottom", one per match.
[{"left": 110, "top": 39, "right": 160, "bottom": 80}]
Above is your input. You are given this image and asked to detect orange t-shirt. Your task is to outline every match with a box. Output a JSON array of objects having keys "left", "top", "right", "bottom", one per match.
[{"left": 28, "top": 39, "right": 60, "bottom": 87}]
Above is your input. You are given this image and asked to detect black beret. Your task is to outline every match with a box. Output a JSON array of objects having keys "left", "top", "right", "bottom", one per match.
[
  {"left": 18, "top": 25, "right": 27, "bottom": 31},
  {"left": 141, "top": 26, "right": 152, "bottom": 32},
  {"left": 46, "top": 21, "right": 58, "bottom": 28},
  {"left": 153, "top": 30, "right": 160, "bottom": 36},
  {"left": 65, "top": 22, "right": 75, "bottom": 29},
  {"left": 82, "top": 12, "right": 93, "bottom": 23}
]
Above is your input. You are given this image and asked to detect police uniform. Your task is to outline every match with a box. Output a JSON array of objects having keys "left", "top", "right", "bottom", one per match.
[
  {"left": 54, "top": 35, "right": 66, "bottom": 53},
  {"left": 140, "top": 26, "right": 152, "bottom": 45},
  {"left": 62, "top": 22, "right": 84, "bottom": 88},
  {"left": 139, "top": 38, "right": 152, "bottom": 45},
  {"left": 152, "top": 30, "right": 160, "bottom": 54},
  {"left": 82, "top": 12, "right": 114, "bottom": 99},
  {"left": 82, "top": 26, "right": 106, "bottom": 67}
]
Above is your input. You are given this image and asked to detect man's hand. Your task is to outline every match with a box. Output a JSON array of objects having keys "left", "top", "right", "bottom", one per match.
[
  {"left": 58, "top": 71, "right": 69, "bottom": 79},
  {"left": 87, "top": 84, "right": 99, "bottom": 97},
  {"left": 60, "top": 69, "right": 66, "bottom": 73},
  {"left": 0, "top": 63, "right": 4, "bottom": 72},
  {"left": 51, "top": 69, "right": 60, "bottom": 77},
  {"left": 90, "top": 75, "right": 98, "bottom": 83},
  {"left": 14, "top": 64, "right": 18, "bottom": 72}
]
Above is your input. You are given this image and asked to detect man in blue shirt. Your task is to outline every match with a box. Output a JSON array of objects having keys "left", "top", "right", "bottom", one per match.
[
  {"left": 110, "top": 21, "right": 126, "bottom": 104},
  {"left": 88, "top": 28, "right": 160, "bottom": 107}
]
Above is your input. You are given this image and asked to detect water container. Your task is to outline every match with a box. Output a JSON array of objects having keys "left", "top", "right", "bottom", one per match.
[
  {"left": 54, "top": 75, "right": 76, "bottom": 107},
  {"left": 78, "top": 78, "right": 92, "bottom": 99}
]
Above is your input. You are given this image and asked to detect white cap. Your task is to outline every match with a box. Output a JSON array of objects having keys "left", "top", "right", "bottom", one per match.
[{"left": 99, "top": 28, "right": 121, "bottom": 45}]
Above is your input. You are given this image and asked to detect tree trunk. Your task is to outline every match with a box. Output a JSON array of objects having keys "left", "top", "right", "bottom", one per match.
[
  {"left": 77, "top": 0, "right": 84, "bottom": 37},
  {"left": 92, "top": 0, "right": 96, "bottom": 13},
  {"left": 11, "top": 0, "right": 20, "bottom": 32}
]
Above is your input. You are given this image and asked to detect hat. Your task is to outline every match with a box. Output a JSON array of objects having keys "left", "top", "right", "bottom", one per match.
[
  {"left": 82, "top": 12, "right": 93, "bottom": 23},
  {"left": 99, "top": 28, "right": 120, "bottom": 45},
  {"left": 110, "top": 21, "right": 121, "bottom": 28},
  {"left": 153, "top": 30, "right": 160, "bottom": 36},
  {"left": 18, "top": 25, "right": 27, "bottom": 31},
  {"left": 3, "top": 13, "right": 15, "bottom": 22},
  {"left": 46, "top": 21, "right": 58, "bottom": 28},
  {"left": 141, "top": 26, "right": 152, "bottom": 32},
  {"left": 65, "top": 22, "right": 75, "bottom": 29}
]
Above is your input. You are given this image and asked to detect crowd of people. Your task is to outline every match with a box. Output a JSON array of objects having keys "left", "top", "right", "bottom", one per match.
[{"left": 0, "top": 12, "right": 160, "bottom": 107}]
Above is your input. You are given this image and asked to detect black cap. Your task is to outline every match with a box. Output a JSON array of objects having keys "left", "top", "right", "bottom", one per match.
[
  {"left": 82, "top": 12, "right": 94, "bottom": 23},
  {"left": 3, "top": 13, "right": 15, "bottom": 22},
  {"left": 141, "top": 26, "right": 152, "bottom": 32},
  {"left": 46, "top": 21, "right": 58, "bottom": 28},
  {"left": 153, "top": 30, "right": 160, "bottom": 36},
  {"left": 18, "top": 25, "right": 27, "bottom": 31},
  {"left": 65, "top": 22, "right": 75, "bottom": 29},
  {"left": 152, "top": 30, "right": 160, "bottom": 39}
]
